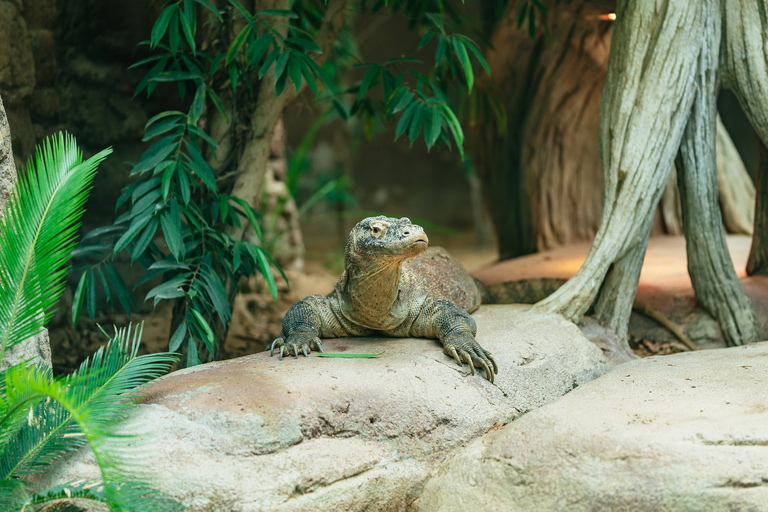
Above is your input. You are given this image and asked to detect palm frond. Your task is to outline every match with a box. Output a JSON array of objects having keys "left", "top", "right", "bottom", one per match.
[
  {"left": 0, "top": 133, "right": 111, "bottom": 360},
  {"left": 0, "top": 324, "right": 181, "bottom": 511}
]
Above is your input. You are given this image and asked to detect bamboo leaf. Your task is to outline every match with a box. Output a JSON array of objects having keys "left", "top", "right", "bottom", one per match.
[
  {"left": 190, "top": 309, "right": 215, "bottom": 356},
  {"left": 357, "top": 65, "right": 379, "bottom": 104},
  {"left": 169, "top": 321, "right": 187, "bottom": 352},
  {"left": 71, "top": 271, "right": 88, "bottom": 325},
  {"left": 150, "top": 6, "right": 176, "bottom": 48},
  {"left": 256, "top": 8, "right": 298, "bottom": 18},
  {"left": 226, "top": 24, "right": 252, "bottom": 64}
]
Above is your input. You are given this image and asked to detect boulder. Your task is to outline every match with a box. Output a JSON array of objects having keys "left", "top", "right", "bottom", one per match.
[
  {"left": 40, "top": 306, "right": 608, "bottom": 511},
  {"left": 414, "top": 342, "right": 768, "bottom": 512}
]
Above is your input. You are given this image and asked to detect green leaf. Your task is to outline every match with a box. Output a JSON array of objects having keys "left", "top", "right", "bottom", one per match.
[
  {"left": 408, "top": 103, "right": 425, "bottom": 144},
  {"left": 113, "top": 210, "right": 154, "bottom": 254},
  {"left": 161, "top": 211, "right": 184, "bottom": 261},
  {"left": 143, "top": 117, "right": 183, "bottom": 141},
  {"left": 436, "top": 36, "right": 447, "bottom": 63},
  {"left": 275, "top": 67, "right": 289, "bottom": 97},
  {"left": 145, "top": 110, "right": 185, "bottom": 129},
  {"left": 151, "top": 6, "right": 176, "bottom": 48},
  {"left": 97, "top": 265, "right": 112, "bottom": 310},
  {"left": 228, "top": 61, "right": 239, "bottom": 92},
  {"left": 131, "top": 176, "right": 162, "bottom": 203},
  {"left": 146, "top": 275, "right": 188, "bottom": 305},
  {"left": 228, "top": 196, "right": 263, "bottom": 241},
  {"left": 418, "top": 31, "right": 435, "bottom": 50},
  {"left": 131, "top": 135, "right": 178, "bottom": 176},
  {"left": 316, "top": 352, "right": 383, "bottom": 358},
  {"left": 440, "top": 104, "right": 465, "bottom": 159},
  {"left": 246, "top": 35, "right": 272, "bottom": 67},
  {"left": 299, "top": 57, "right": 317, "bottom": 97},
  {"left": 161, "top": 162, "right": 176, "bottom": 200},
  {"left": 190, "top": 309, "right": 215, "bottom": 356},
  {"left": 256, "top": 8, "right": 298, "bottom": 18},
  {"left": 391, "top": 90, "right": 414, "bottom": 114},
  {"left": 187, "top": 336, "right": 199, "bottom": 366},
  {"left": 190, "top": 84, "right": 205, "bottom": 122},
  {"left": 249, "top": 245, "right": 278, "bottom": 300},
  {"left": 226, "top": 24, "right": 252, "bottom": 64},
  {"left": 184, "top": 141, "right": 216, "bottom": 191},
  {"left": 274, "top": 50, "right": 290, "bottom": 83},
  {"left": 258, "top": 47, "right": 280, "bottom": 79},
  {"left": 206, "top": 86, "right": 229, "bottom": 124},
  {"left": 86, "top": 269, "right": 96, "bottom": 320},
  {"left": 179, "top": 1, "right": 196, "bottom": 53},
  {"left": 424, "top": 105, "right": 441, "bottom": 151},
  {"left": 178, "top": 166, "right": 191, "bottom": 205},
  {"left": 331, "top": 99, "right": 349, "bottom": 120},
  {"left": 169, "top": 321, "right": 187, "bottom": 352},
  {"left": 451, "top": 38, "right": 473, "bottom": 91},
  {"left": 288, "top": 54, "right": 302, "bottom": 93},
  {"left": 72, "top": 271, "right": 88, "bottom": 325},
  {"left": 285, "top": 36, "right": 321, "bottom": 54},
  {"left": 357, "top": 65, "right": 379, "bottom": 104},
  {"left": 395, "top": 100, "right": 418, "bottom": 140},
  {"left": 459, "top": 36, "right": 490, "bottom": 77},
  {"left": 200, "top": 268, "right": 230, "bottom": 323},
  {"left": 105, "top": 263, "right": 136, "bottom": 314},
  {"left": 131, "top": 215, "right": 159, "bottom": 262}
]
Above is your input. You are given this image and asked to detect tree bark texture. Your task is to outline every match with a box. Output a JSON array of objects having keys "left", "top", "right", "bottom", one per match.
[
  {"left": 225, "top": 0, "right": 348, "bottom": 243},
  {"left": 722, "top": 1, "right": 768, "bottom": 280},
  {"left": 533, "top": 0, "right": 760, "bottom": 347},
  {"left": 477, "top": 0, "right": 755, "bottom": 260},
  {"left": 747, "top": 139, "right": 768, "bottom": 276}
]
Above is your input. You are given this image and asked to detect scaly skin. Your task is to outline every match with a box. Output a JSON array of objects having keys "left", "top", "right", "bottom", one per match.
[{"left": 270, "top": 216, "right": 498, "bottom": 382}]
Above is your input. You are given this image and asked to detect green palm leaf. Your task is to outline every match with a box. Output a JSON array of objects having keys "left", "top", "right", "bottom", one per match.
[
  {"left": 0, "top": 133, "right": 111, "bottom": 361},
  {"left": 0, "top": 324, "right": 181, "bottom": 511}
]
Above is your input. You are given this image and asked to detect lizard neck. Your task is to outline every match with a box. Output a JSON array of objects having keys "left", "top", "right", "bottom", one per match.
[{"left": 344, "top": 256, "right": 405, "bottom": 328}]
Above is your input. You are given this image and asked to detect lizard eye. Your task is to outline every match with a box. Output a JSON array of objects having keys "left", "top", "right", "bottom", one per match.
[{"left": 372, "top": 226, "right": 381, "bottom": 234}]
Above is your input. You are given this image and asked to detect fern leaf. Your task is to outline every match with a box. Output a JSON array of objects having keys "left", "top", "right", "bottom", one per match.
[{"left": 0, "top": 133, "right": 111, "bottom": 360}]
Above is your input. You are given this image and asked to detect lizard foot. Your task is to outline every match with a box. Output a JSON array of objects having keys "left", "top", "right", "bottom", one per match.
[
  {"left": 270, "top": 332, "right": 324, "bottom": 360},
  {"left": 443, "top": 335, "right": 498, "bottom": 384}
]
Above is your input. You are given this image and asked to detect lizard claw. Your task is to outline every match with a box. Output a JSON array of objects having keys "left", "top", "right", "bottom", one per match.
[
  {"left": 443, "top": 335, "right": 497, "bottom": 383},
  {"left": 270, "top": 332, "right": 320, "bottom": 360}
]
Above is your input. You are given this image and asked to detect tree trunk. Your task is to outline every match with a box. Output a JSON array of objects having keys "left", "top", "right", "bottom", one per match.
[
  {"left": 476, "top": 0, "right": 755, "bottom": 259},
  {"left": 722, "top": 1, "right": 768, "bottom": 279},
  {"left": 533, "top": 0, "right": 759, "bottom": 347},
  {"left": 747, "top": 139, "right": 768, "bottom": 276}
]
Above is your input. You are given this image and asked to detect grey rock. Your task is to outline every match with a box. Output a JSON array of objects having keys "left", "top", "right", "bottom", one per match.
[
  {"left": 414, "top": 342, "right": 768, "bottom": 512},
  {"left": 39, "top": 306, "right": 608, "bottom": 511},
  {"left": 0, "top": 328, "right": 52, "bottom": 371}
]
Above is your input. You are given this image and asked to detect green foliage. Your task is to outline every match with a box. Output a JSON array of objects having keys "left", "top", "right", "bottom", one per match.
[
  {"left": 0, "top": 134, "right": 111, "bottom": 362},
  {"left": 0, "top": 326, "right": 182, "bottom": 512},
  {"left": 72, "top": 0, "right": 494, "bottom": 366},
  {"left": 0, "top": 133, "right": 181, "bottom": 511}
]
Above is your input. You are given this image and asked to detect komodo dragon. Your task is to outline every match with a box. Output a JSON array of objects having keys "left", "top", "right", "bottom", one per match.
[
  {"left": 270, "top": 215, "right": 499, "bottom": 382},
  {"left": 270, "top": 216, "right": 695, "bottom": 382}
]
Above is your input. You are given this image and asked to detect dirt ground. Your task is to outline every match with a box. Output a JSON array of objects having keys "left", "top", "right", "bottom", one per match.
[{"left": 49, "top": 232, "right": 767, "bottom": 374}]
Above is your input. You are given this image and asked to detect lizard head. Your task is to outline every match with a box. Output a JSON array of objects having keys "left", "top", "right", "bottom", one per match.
[{"left": 345, "top": 216, "right": 428, "bottom": 266}]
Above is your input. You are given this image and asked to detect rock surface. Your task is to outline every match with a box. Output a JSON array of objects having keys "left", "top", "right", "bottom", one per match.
[
  {"left": 414, "top": 341, "right": 768, "bottom": 512},
  {"left": 40, "top": 306, "right": 608, "bottom": 511}
]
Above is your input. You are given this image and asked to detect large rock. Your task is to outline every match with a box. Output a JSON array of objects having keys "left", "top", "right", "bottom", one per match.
[
  {"left": 414, "top": 342, "right": 768, "bottom": 512},
  {"left": 40, "top": 306, "right": 608, "bottom": 511}
]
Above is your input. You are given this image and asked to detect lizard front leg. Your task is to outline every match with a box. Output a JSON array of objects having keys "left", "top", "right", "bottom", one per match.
[
  {"left": 271, "top": 294, "right": 371, "bottom": 359},
  {"left": 411, "top": 297, "right": 498, "bottom": 382}
]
